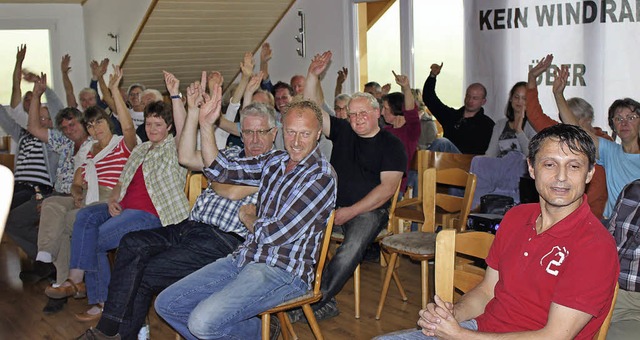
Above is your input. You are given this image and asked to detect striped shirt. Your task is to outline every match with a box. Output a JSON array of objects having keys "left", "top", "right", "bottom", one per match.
[
  {"left": 191, "top": 146, "right": 257, "bottom": 239},
  {"left": 204, "top": 146, "right": 337, "bottom": 289},
  {"left": 608, "top": 179, "right": 640, "bottom": 292},
  {"left": 14, "top": 133, "right": 53, "bottom": 187},
  {"left": 82, "top": 138, "right": 131, "bottom": 189}
]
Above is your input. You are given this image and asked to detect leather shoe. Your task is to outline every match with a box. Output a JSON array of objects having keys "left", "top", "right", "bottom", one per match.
[
  {"left": 45, "top": 279, "right": 86, "bottom": 299},
  {"left": 43, "top": 297, "right": 68, "bottom": 315},
  {"left": 75, "top": 307, "right": 102, "bottom": 322}
]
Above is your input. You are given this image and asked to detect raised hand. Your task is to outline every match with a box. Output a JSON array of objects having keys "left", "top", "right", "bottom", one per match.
[
  {"left": 337, "top": 67, "right": 348, "bottom": 84},
  {"left": 240, "top": 51, "right": 255, "bottom": 77},
  {"left": 207, "top": 71, "right": 224, "bottom": 94},
  {"left": 33, "top": 73, "right": 47, "bottom": 97},
  {"left": 22, "top": 69, "right": 39, "bottom": 83},
  {"left": 552, "top": 64, "right": 570, "bottom": 96},
  {"left": 199, "top": 83, "right": 222, "bottom": 127},
  {"left": 108, "top": 65, "right": 124, "bottom": 91},
  {"left": 186, "top": 81, "right": 203, "bottom": 110},
  {"left": 163, "top": 71, "right": 180, "bottom": 96},
  {"left": 16, "top": 44, "right": 27, "bottom": 63},
  {"left": 246, "top": 72, "right": 264, "bottom": 95},
  {"left": 61, "top": 54, "right": 72, "bottom": 74},
  {"left": 308, "top": 51, "right": 332, "bottom": 77},
  {"left": 430, "top": 62, "right": 443, "bottom": 77},
  {"left": 90, "top": 60, "right": 100, "bottom": 80},
  {"left": 98, "top": 58, "right": 110, "bottom": 77},
  {"left": 260, "top": 42, "right": 272, "bottom": 63},
  {"left": 381, "top": 83, "right": 391, "bottom": 95},
  {"left": 529, "top": 54, "right": 554, "bottom": 79},
  {"left": 393, "top": 70, "right": 410, "bottom": 88}
]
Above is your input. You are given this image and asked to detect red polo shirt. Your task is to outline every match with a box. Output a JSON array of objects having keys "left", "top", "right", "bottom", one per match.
[{"left": 476, "top": 196, "right": 619, "bottom": 339}]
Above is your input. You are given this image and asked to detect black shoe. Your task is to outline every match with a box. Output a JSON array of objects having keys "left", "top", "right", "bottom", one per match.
[
  {"left": 363, "top": 243, "right": 381, "bottom": 263},
  {"left": 287, "top": 307, "right": 304, "bottom": 324},
  {"left": 304, "top": 298, "right": 340, "bottom": 323},
  {"left": 19, "top": 261, "right": 56, "bottom": 284},
  {"left": 43, "top": 297, "right": 68, "bottom": 315},
  {"left": 269, "top": 316, "right": 281, "bottom": 340}
]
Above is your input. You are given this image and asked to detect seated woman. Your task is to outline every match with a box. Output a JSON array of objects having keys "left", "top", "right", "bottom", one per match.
[
  {"left": 471, "top": 82, "right": 536, "bottom": 208},
  {"left": 44, "top": 66, "right": 190, "bottom": 322}
]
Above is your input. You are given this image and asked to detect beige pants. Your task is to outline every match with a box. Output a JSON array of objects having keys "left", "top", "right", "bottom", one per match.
[
  {"left": 37, "top": 186, "right": 111, "bottom": 284},
  {"left": 608, "top": 288, "right": 640, "bottom": 339}
]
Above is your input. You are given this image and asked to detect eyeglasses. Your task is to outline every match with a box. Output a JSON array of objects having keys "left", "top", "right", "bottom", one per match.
[
  {"left": 347, "top": 110, "right": 372, "bottom": 119},
  {"left": 242, "top": 127, "right": 274, "bottom": 138},
  {"left": 613, "top": 114, "right": 639, "bottom": 123}
]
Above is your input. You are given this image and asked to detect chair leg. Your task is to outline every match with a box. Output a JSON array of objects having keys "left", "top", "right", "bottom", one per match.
[
  {"left": 421, "top": 260, "right": 429, "bottom": 309},
  {"left": 262, "top": 313, "right": 271, "bottom": 340},
  {"left": 376, "top": 252, "right": 399, "bottom": 320},
  {"left": 391, "top": 268, "right": 408, "bottom": 301},
  {"left": 354, "top": 264, "right": 360, "bottom": 319},
  {"left": 277, "top": 312, "right": 292, "bottom": 340},
  {"left": 302, "top": 304, "right": 324, "bottom": 340}
]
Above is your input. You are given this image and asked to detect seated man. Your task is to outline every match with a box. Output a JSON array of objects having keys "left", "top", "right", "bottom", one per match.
[
  {"left": 378, "top": 124, "right": 619, "bottom": 339},
  {"left": 77, "top": 101, "right": 277, "bottom": 339},
  {"left": 300, "top": 51, "right": 406, "bottom": 319},
  {"left": 422, "top": 62, "right": 494, "bottom": 155},
  {"left": 607, "top": 179, "right": 640, "bottom": 339},
  {"left": 154, "top": 94, "right": 336, "bottom": 339}
]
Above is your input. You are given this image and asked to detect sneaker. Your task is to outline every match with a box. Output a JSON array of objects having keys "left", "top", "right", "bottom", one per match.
[
  {"left": 42, "top": 297, "right": 67, "bottom": 315},
  {"left": 305, "top": 298, "right": 340, "bottom": 323},
  {"left": 287, "top": 308, "right": 305, "bottom": 324},
  {"left": 19, "top": 261, "right": 56, "bottom": 284},
  {"left": 269, "top": 316, "right": 281, "bottom": 340}
]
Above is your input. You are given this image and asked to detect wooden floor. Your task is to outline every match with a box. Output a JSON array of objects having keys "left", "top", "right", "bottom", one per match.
[{"left": 0, "top": 236, "right": 430, "bottom": 339}]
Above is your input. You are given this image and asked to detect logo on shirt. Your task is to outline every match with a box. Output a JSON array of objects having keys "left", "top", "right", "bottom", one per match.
[{"left": 540, "top": 246, "right": 569, "bottom": 276}]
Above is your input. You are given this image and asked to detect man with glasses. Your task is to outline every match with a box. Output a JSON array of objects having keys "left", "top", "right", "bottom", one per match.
[
  {"left": 77, "top": 103, "right": 278, "bottom": 339},
  {"left": 422, "top": 62, "right": 495, "bottom": 155},
  {"left": 294, "top": 51, "right": 406, "bottom": 321}
]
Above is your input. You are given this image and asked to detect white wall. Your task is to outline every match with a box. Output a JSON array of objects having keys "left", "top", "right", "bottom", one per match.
[
  {"left": 262, "top": 0, "right": 355, "bottom": 101},
  {"left": 83, "top": 0, "right": 152, "bottom": 70},
  {"left": 0, "top": 4, "right": 88, "bottom": 100}
]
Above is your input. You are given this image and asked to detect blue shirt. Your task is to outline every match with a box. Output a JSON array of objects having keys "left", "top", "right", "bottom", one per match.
[
  {"left": 204, "top": 145, "right": 337, "bottom": 289},
  {"left": 597, "top": 138, "right": 640, "bottom": 217}
]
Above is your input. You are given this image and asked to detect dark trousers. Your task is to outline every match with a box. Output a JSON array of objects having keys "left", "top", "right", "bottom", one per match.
[
  {"left": 319, "top": 208, "right": 388, "bottom": 304},
  {"left": 100, "top": 220, "right": 244, "bottom": 340}
]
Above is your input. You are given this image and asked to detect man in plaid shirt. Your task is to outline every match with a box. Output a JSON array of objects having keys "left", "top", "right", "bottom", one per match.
[
  {"left": 77, "top": 103, "right": 277, "bottom": 340},
  {"left": 608, "top": 179, "right": 640, "bottom": 339}
]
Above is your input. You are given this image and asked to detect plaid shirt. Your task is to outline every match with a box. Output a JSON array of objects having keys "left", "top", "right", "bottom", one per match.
[
  {"left": 47, "top": 129, "right": 92, "bottom": 194},
  {"left": 118, "top": 134, "right": 189, "bottom": 226},
  {"left": 204, "top": 146, "right": 337, "bottom": 289},
  {"left": 191, "top": 146, "right": 257, "bottom": 239},
  {"left": 608, "top": 179, "right": 640, "bottom": 292}
]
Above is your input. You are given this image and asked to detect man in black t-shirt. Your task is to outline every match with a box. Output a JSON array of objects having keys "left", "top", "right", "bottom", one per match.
[{"left": 297, "top": 51, "right": 406, "bottom": 320}]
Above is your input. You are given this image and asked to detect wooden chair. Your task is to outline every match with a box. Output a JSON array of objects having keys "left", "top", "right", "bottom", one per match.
[
  {"left": 0, "top": 154, "right": 15, "bottom": 172},
  {"left": 393, "top": 150, "right": 475, "bottom": 233},
  {"left": 433, "top": 229, "right": 494, "bottom": 303},
  {"left": 593, "top": 283, "right": 619, "bottom": 340},
  {"left": 0, "top": 135, "right": 11, "bottom": 153},
  {"left": 375, "top": 167, "right": 477, "bottom": 319},
  {"left": 187, "top": 173, "right": 207, "bottom": 208},
  {"left": 260, "top": 211, "right": 335, "bottom": 340},
  {"left": 329, "top": 182, "right": 402, "bottom": 318}
]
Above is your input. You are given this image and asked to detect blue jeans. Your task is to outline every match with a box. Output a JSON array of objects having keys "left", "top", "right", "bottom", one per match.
[
  {"left": 70, "top": 203, "right": 161, "bottom": 304},
  {"left": 428, "top": 137, "right": 461, "bottom": 153},
  {"left": 155, "top": 255, "right": 308, "bottom": 340},
  {"left": 320, "top": 208, "right": 388, "bottom": 303},
  {"left": 101, "top": 221, "right": 244, "bottom": 340},
  {"left": 373, "top": 319, "right": 478, "bottom": 339}
]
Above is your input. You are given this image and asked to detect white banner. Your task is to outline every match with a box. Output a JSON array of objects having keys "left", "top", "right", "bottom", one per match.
[{"left": 464, "top": 0, "right": 640, "bottom": 135}]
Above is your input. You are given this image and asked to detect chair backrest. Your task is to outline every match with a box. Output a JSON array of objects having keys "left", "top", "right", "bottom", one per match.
[
  {"left": 421, "top": 168, "right": 477, "bottom": 233},
  {"left": 0, "top": 165, "right": 14, "bottom": 240},
  {"left": 0, "top": 154, "right": 15, "bottom": 172},
  {"left": 434, "top": 229, "right": 494, "bottom": 303},
  {"left": 188, "top": 173, "right": 207, "bottom": 208},
  {"left": 593, "top": 283, "right": 619, "bottom": 340},
  {"left": 412, "top": 150, "right": 475, "bottom": 201},
  {"left": 0, "top": 135, "right": 11, "bottom": 153},
  {"left": 311, "top": 211, "right": 336, "bottom": 294},
  {"left": 386, "top": 182, "right": 402, "bottom": 232}
]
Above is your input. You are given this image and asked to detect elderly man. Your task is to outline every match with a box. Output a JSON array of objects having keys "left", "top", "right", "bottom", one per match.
[
  {"left": 378, "top": 124, "right": 619, "bottom": 340},
  {"left": 77, "top": 102, "right": 278, "bottom": 340},
  {"left": 154, "top": 81, "right": 336, "bottom": 339},
  {"left": 298, "top": 51, "right": 406, "bottom": 320},
  {"left": 422, "top": 62, "right": 494, "bottom": 155}
]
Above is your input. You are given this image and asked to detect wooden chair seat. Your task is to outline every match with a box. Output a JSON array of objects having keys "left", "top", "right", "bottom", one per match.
[
  {"left": 380, "top": 232, "right": 436, "bottom": 255},
  {"left": 330, "top": 227, "right": 390, "bottom": 243}
]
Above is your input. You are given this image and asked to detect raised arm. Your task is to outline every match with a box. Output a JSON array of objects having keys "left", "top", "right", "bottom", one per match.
[
  {"left": 259, "top": 42, "right": 274, "bottom": 93},
  {"left": 95, "top": 59, "right": 116, "bottom": 112},
  {"left": 242, "top": 72, "right": 263, "bottom": 109},
  {"left": 107, "top": 65, "right": 137, "bottom": 150},
  {"left": 177, "top": 73, "right": 207, "bottom": 170},
  {"left": 525, "top": 54, "right": 558, "bottom": 131},
  {"left": 394, "top": 70, "right": 415, "bottom": 111},
  {"left": 422, "top": 62, "right": 457, "bottom": 124},
  {"left": 11, "top": 44, "right": 26, "bottom": 108},
  {"left": 61, "top": 54, "right": 78, "bottom": 108},
  {"left": 164, "top": 71, "right": 185, "bottom": 145},
  {"left": 334, "top": 67, "right": 348, "bottom": 98},
  {"left": 232, "top": 52, "right": 253, "bottom": 105},
  {"left": 304, "top": 51, "right": 333, "bottom": 137},
  {"left": 199, "top": 81, "right": 223, "bottom": 167},
  {"left": 26, "top": 73, "right": 50, "bottom": 142}
]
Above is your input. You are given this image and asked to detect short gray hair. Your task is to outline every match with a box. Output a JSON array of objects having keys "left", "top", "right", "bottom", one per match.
[
  {"left": 348, "top": 92, "right": 379, "bottom": 110},
  {"left": 142, "top": 89, "right": 163, "bottom": 102},
  {"left": 335, "top": 93, "right": 351, "bottom": 104},
  {"left": 240, "top": 102, "right": 276, "bottom": 128},
  {"left": 567, "top": 97, "right": 594, "bottom": 122}
]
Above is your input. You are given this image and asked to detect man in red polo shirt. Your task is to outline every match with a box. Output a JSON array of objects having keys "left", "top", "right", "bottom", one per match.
[{"left": 379, "top": 124, "right": 619, "bottom": 340}]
